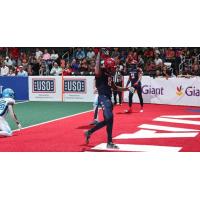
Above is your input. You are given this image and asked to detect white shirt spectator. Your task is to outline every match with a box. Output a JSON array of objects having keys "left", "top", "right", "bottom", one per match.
[
  {"left": 4, "top": 57, "right": 13, "bottom": 67},
  {"left": 51, "top": 53, "right": 59, "bottom": 60},
  {"left": 50, "top": 63, "right": 62, "bottom": 76},
  {"left": 154, "top": 58, "right": 163, "bottom": 66},
  {"left": 0, "top": 65, "right": 9, "bottom": 76},
  {"left": 17, "top": 66, "right": 28, "bottom": 77},
  {"left": 36, "top": 50, "right": 43, "bottom": 60},
  {"left": 87, "top": 51, "right": 95, "bottom": 59}
]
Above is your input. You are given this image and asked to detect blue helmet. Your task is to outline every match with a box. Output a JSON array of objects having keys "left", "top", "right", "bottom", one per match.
[{"left": 2, "top": 88, "right": 15, "bottom": 98}]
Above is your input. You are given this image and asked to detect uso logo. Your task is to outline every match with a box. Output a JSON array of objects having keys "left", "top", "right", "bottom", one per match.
[
  {"left": 32, "top": 78, "right": 56, "bottom": 93},
  {"left": 64, "top": 79, "right": 86, "bottom": 93}
]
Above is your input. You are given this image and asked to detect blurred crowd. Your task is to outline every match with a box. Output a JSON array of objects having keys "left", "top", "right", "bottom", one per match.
[{"left": 0, "top": 47, "right": 200, "bottom": 77}]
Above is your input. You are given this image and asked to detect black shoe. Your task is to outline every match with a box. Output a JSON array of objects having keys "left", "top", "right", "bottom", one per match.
[
  {"left": 106, "top": 143, "right": 119, "bottom": 149},
  {"left": 90, "top": 120, "right": 99, "bottom": 125},
  {"left": 84, "top": 130, "right": 90, "bottom": 144}
]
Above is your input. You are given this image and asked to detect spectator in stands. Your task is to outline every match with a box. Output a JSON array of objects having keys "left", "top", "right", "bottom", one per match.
[
  {"left": 145, "top": 59, "right": 156, "bottom": 76},
  {"left": 119, "top": 50, "right": 127, "bottom": 63},
  {"left": 27, "top": 64, "right": 33, "bottom": 76},
  {"left": 17, "top": 66, "right": 28, "bottom": 77},
  {"left": 191, "top": 58, "right": 200, "bottom": 76},
  {"left": 0, "top": 64, "right": 9, "bottom": 76},
  {"left": 155, "top": 69, "right": 161, "bottom": 78},
  {"left": 144, "top": 48, "right": 154, "bottom": 59},
  {"left": 31, "top": 58, "right": 40, "bottom": 75},
  {"left": 88, "top": 58, "right": 96, "bottom": 74},
  {"left": 79, "top": 58, "right": 89, "bottom": 74},
  {"left": 8, "top": 67, "right": 16, "bottom": 76},
  {"left": 165, "top": 47, "right": 175, "bottom": 61},
  {"left": 86, "top": 48, "right": 95, "bottom": 60},
  {"left": 42, "top": 49, "right": 51, "bottom": 75},
  {"left": 42, "top": 49, "right": 51, "bottom": 61},
  {"left": 154, "top": 53, "right": 163, "bottom": 69},
  {"left": 111, "top": 48, "right": 120, "bottom": 58},
  {"left": 4, "top": 56, "right": 13, "bottom": 67},
  {"left": 51, "top": 49, "right": 59, "bottom": 61},
  {"left": 35, "top": 48, "right": 43, "bottom": 60},
  {"left": 76, "top": 48, "right": 85, "bottom": 60},
  {"left": 71, "top": 59, "right": 80, "bottom": 73},
  {"left": 50, "top": 62, "right": 62, "bottom": 76},
  {"left": 39, "top": 63, "right": 46, "bottom": 76},
  {"left": 161, "top": 65, "right": 170, "bottom": 79},
  {"left": 63, "top": 62, "right": 72, "bottom": 76},
  {"left": 138, "top": 54, "right": 144, "bottom": 69}
]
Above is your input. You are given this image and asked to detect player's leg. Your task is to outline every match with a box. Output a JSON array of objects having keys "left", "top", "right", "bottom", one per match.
[
  {"left": 125, "top": 91, "right": 133, "bottom": 113},
  {"left": 0, "top": 118, "right": 13, "bottom": 137},
  {"left": 85, "top": 96, "right": 118, "bottom": 148},
  {"left": 137, "top": 86, "right": 144, "bottom": 112},
  {"left": 113, "top": 90, "right": 117, "bottom": 105},
  {"left": 90, "top": 94, "right": 99, "bottom": 125},
  {"left": 118, "top": 91, "right": 122, "bottom": 105}
]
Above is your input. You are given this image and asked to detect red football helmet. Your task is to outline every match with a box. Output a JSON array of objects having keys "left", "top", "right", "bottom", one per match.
[{"left": 104, "top": 58, "right": 116, "bottom": 71}]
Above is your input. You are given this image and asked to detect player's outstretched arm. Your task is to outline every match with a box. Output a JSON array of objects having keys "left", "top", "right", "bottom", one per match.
[
  {"left": 111, "top": 81, "right": 132, "bottom": 92},
  {"left": 95, "top": 51, "right": 101, "bottom": 77},
  {"left": 8, "top": 105, "right": 22, "bottom": 130}
]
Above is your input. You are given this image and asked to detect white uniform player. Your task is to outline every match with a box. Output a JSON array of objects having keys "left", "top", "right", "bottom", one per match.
[{"left": 0, "top": 88, "right": 22, "bottom": 137}]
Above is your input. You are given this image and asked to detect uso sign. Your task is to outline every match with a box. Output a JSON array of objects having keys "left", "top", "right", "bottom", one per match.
[{"left": 64, "top": 79, "right": 86, "bottom": 93}]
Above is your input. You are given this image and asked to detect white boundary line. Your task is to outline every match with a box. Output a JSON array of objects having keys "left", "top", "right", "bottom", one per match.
[
  {"left": 15, "top": 101, "right": 29, "bottom": 105},
  {"left": 13, "top": 109, "right": 93, "bottom": 132}
]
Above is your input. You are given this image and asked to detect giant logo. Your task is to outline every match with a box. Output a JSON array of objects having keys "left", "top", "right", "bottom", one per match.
[
  {"left": 176, "top": 85, "right": 200, "bottom": 97},
  {"left": 142, "top": 85, "right": 164, "bottom": 95},
  {"left": 176, "top": 86, "right": 184, "bottom": 96},
  {"left": 32, "top": 79, "right": 56, "bottom": 93},
  {"left": 64, "top": 79, "right": 86, "bottom": 93}
]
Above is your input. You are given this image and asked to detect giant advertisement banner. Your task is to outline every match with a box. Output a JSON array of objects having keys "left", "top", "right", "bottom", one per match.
[
  {"left": 123, "top": 76, "right": 200, "bottom": 106},
  {"left": 0, "top": 76, "right": 28, "bottom": 101}
]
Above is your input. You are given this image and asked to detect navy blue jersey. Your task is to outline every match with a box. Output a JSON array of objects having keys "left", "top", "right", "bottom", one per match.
[
  {"left": 95, "top": 69, "right": 112, "bottom": 98},
  {"left": 129, "top": 68, "right": 142, "bottom": 86}
]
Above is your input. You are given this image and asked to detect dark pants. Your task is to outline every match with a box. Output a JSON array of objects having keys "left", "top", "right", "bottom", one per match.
[
  {"left": 113, "top": 81, "right": 122, "bottom": 104},
  {"left": 88, "top": 95, "right": 113, "bottom": 144},
  {"left": 129, "top": 85, "right": 143, "bottom": 108},
  {"left": 94, "top": 104, "right": 99, "bottom": 120}
]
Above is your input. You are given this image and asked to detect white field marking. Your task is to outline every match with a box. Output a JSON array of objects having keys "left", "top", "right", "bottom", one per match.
[
  {"left": 138, "top": 124, "right": 200, "bottom": 132},
  {"left": 154, "top": 117, "right": 200, "bottom": 125},
  {"left": 114, "top": 129, "right": 199, "bottom": 139},
  {"left": 15, "top": 101, "right": 29, "bottom": 104},
  {"left": 161, "top": 115, "right": 200, "bottom": 119},
  {"left": 13, "top": 109, "right": 93, "bottom": 132},
  {"left": 92, "top": 143, "right": 182, "bottom": 152}
]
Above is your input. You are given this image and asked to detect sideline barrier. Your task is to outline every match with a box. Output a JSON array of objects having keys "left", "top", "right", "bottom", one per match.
[
  {"left": 28, "top": 76, "right": 200, "bottom": 106},
  {"left": 0, "top": 76, "right": 29, "bottom": 101}
]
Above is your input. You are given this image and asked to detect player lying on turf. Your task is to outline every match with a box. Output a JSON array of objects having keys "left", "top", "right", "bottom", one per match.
[
  {"left": 85, "top": 49, "right": 134, "bottom": 149},
  {"left": 0, "top": 88, "right": 22, "bottom": 137}
]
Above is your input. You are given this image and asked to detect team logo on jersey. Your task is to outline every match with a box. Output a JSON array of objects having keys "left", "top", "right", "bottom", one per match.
[
  {"left": 32, "top": 79, "right": 56, "bottom": 93},
  {"left": 176, "top": 86, "right": 184, "bottom": 96},
  {"left": 64, "top": 79, "right": 86, "bottom": 93}
]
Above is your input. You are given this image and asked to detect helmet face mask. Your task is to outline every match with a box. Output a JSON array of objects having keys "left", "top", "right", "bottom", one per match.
[{"left": 2, "top": 88, "right": 15, "bottom": 99}]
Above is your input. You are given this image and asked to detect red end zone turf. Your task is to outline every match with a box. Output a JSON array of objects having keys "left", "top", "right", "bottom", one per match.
[{"left": 0, "top": 103, "right": 200, "bottom": 152}]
